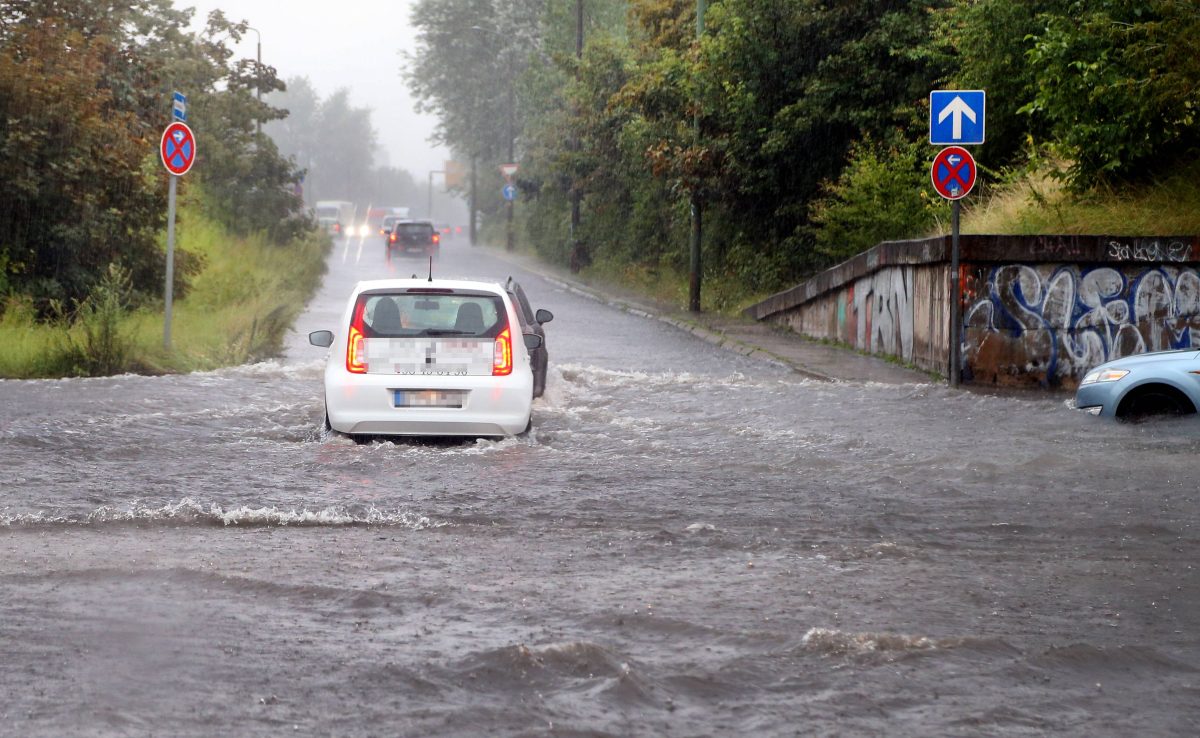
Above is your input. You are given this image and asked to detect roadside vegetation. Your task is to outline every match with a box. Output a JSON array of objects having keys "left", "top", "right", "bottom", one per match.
[
  {"left": 410, "top": 0, "right": 1199, "bottom": 314},
  {"left": 0, "top": 188, "right": 328, "bottom": 378},
  {"left": 0, "top": 2, "right": 331, "bottom": 378}
]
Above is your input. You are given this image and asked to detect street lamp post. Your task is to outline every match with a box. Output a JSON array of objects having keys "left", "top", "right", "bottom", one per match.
[{"left": 689, "top": 1, "right": 706, "bottom": 313}]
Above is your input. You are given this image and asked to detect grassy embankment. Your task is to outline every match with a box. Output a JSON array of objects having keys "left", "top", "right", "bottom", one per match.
[
  {"left": 0, "top": 191, "right": 329, "bottom": 379},
  {"left": 963, "top": 160, "right": 1200, "bottom": 236}
]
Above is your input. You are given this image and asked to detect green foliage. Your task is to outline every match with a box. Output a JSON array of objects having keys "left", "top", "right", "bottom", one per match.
[
  {"left": 411, "top": 0, "right": 1199, "bottom": 310},
  {"left": 0, "top": 1, "right": 307, "bottom": 318},
  {"left": 1020, "top": 0, "right": 1200, "bottom": 186},
  {"left": 58, "top": 263, "right": 134, "bottom": 376},
  {"left": 810, "top": 138, "right": 948, "bottom": 262},
  {"left": 934, "top": 0, "right": 1069, "bottom": 169},
  {"left": 0, "top": 16, "right": 165, "bottom": 314},
  {"left": 0, "top": 192, "right": 330, "bottom": 378}
]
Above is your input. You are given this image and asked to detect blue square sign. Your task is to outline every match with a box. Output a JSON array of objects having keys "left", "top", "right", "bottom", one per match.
[{"left": 929, "top": 90, "right": 985, "bottom": 145}]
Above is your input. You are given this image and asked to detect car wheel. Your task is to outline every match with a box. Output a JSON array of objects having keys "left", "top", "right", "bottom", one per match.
[{"left": 1116, "top": 385, "right": 1196, "bottom": 421}]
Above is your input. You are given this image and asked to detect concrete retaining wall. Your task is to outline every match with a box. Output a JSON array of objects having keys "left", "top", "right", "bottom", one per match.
[{"left": 744, "top": 235, "right": 1200, "bottom": 388}]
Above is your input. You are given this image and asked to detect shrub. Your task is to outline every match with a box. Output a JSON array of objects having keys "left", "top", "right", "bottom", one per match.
[{"left": 808, "top": 138, "right": 948, "bottom": 263}]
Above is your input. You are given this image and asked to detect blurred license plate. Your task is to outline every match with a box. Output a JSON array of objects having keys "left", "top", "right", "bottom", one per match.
[{"left": 393, "top": 389, "right": 464, "bottom": 408}]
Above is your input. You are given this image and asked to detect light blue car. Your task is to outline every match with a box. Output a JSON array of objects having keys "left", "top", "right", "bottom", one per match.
[{"left": 1074, "top": 349, "right": 1200, "bottom": 419}]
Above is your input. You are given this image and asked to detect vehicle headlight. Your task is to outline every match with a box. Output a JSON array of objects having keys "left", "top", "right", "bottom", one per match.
[{"left": 1080, "top": 369, "right": 1129, "bottom": 385}]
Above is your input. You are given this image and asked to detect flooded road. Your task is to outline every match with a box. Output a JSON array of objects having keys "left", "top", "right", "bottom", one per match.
[{"left": 2, "top": 234, "right": 1198, "bottom": 736}]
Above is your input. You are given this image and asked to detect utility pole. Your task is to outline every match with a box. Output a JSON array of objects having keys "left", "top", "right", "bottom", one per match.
[
  {"left": 505, "top": 47, "right": 515, "bottom": 252},
  {"left": 427, "top": 170, "right": 445, "bottom": 220},
  {"left": 569, "top": 0, "right": 583, "bottom": 268},
  {"left": 469, "top": 154, "right": 478, "bottom": 246},
  {"left": 689, "top": 0, "right": 706, "bottom": 312}
]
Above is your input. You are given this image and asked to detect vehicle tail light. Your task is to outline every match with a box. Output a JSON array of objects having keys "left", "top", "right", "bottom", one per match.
[
  {"left": 432, "top": 233, "right": 440, "bottom": 245},
  {"left": 346, "top": 302, "right": 367, "bottom": 374},
  {"left": 333, "top": 223, "right": 341, "bottom": 234},
  {"left": 492, "top": 326, "right": 512, "bottom": 376},
  {"left": 389, "top": 232, "right": 397, "bottom": 243}
]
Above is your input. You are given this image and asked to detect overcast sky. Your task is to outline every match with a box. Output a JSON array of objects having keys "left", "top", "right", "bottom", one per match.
[{"left": 180, "top": 0, "right": 450, "bottom": 177}]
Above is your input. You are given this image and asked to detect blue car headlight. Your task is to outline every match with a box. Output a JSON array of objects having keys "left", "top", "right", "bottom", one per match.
[{"left": 1080, "top": 368, "right": 1130, "bottom": 385}]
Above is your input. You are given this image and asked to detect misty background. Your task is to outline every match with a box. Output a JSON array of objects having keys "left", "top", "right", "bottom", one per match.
[{"left": 182, "top": 0, "right": 467, "bottom": 223}]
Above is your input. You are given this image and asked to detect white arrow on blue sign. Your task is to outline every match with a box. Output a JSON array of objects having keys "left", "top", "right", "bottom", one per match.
[
  {"left": 502, "top": 183, "right": 517, "bottom": 201},
  {"left": 173, "top": 91, "right": 187, "bottom": 122},
  {"left": 929, "top": 90, "right": 984, "bottom": 145}
]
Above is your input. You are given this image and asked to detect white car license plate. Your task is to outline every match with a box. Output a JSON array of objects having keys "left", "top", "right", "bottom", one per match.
[{"left": 392, "top": 389, "right": 465, "bottom": 408}]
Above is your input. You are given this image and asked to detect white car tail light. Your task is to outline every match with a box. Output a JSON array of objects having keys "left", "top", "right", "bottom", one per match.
[{"left": 492, "top": 326, "right": 512, "bottom": 376}]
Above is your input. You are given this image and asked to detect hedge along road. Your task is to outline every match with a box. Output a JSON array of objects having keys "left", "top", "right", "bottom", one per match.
[{"left": 1, "top": 229, "right": 1198, "bottom": 737}]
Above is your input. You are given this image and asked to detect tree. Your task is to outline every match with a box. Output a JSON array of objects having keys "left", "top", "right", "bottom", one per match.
[
  {"left": 0, "top": 14, "right": 166, "bottom": 308},
  {"left": 1021, "top": 0, "right": 1200, "bottom": 185},
  {"left": 0, "top": 1, "right": 308, "bottom": 311}
]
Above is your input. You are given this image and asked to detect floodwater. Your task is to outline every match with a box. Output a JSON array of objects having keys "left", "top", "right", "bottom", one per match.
[{"left": 2, "top": 234, "right": 1198, "bottom": 737}]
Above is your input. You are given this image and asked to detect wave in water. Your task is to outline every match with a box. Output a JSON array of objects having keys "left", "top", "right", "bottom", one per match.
[
  {"left": 799, "top": 627, "right": 997, "bottom": 657},
  {"left": 0, "top": 497, "right": 448, "bottom": 529}
]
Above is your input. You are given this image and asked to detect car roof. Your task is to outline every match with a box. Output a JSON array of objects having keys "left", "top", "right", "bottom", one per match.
[{"left": 352, "top": 278, "right": 508, "bottom": 296}]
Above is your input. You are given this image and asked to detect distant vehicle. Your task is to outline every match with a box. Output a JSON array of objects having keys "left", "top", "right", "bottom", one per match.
[
  {"left": 1073, "top": 348, "right": 1200, "bottom": 420},
  {"left": 367, "top": 206, "right": 412, "bottom": 231},
  {"left": 506, "top": 276, "right": 553, "bottom": 399},
  {"left": 378, "top": 213, "right": 407, "bottom": 240},
  {"left": 308, "top": 278, "right": 544, "bottom": 439},
  {"left": 386, "top": 219, "right": 440, "bottom": 261},
  {"left": 315, "top": 200, "right": 356, "bottom": 238}
]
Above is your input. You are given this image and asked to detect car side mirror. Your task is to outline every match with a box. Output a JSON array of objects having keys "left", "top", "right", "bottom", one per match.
[
  {"left": 535, "top": 308, "right": 554, "bottom": 325},
  {"left": 309, "top": 330, "right": 334, "bottom": 348},
  {"left": 523, "top": 333, "right": 543, "bottom": 350}
]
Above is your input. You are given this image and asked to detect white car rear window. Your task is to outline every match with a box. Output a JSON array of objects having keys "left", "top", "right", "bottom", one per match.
[{"left": 358, "top": 292, "right": 505, "bottom": 339}]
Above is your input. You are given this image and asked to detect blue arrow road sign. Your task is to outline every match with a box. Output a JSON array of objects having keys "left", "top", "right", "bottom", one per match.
[
  {"left": 502, "top": 183, "right": 517, "bottom": 201},
  {"left": 173, "top": 91, "right": 187, "bottom": 122},
  {"left": 929, "top": 90, "right": 984, "bottom": 145}
]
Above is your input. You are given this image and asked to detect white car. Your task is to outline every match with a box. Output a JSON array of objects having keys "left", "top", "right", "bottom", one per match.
[{"left": 309, "top": 278, "right": 543, "bottom": 439}]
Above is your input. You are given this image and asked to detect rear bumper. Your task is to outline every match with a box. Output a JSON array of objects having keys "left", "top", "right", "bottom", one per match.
[
  {"left": 388, "top": 243, "right": 437, "bottom": 256},
  {"left": 325, "top": 368, "right": 532, "bottom": 437}
]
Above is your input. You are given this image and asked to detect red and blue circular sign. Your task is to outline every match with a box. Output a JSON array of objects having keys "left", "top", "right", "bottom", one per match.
[
  {"left": 160, "top": 121, "right": 196, "bottom": 176},
  {"left": 930, "top": 145, "right": 975, "bottom": 200}
]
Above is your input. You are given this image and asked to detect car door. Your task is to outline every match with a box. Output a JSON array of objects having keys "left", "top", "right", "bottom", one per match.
[{"left": 507, "top": 278, "right": 548, "bottom": 398}]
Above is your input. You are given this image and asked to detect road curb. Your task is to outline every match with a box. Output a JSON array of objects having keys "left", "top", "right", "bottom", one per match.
[{"left": 485, "top": 247, "right": 836, "bottom": 382}]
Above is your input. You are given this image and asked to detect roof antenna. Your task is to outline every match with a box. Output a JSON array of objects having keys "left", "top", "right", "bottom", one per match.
[{"left": 428, "top": 255, "right": 433, "bottom": 282}]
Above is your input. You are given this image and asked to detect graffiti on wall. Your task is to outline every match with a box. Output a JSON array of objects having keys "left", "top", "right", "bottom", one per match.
[
  {"left": 856, "top": 268, "right": 914, "bottom": 359},
  {"left": 963, "top": 264, "right": 1200, "bottom": 385}
]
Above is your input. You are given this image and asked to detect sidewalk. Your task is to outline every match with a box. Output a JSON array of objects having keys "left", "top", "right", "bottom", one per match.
[{"left": 487, "top": 246, "right": 936, "bottom": 385}]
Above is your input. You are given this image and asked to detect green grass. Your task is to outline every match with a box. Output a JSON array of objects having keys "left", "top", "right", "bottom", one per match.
[
  {"left": 963, "top": 159, "right": 1200, "bottom": 235},
  {"left": 577, "top": 257, "right": 772, "bottom": 317},
  {"left": 0, "top": 192, "right": 329, "bottom": 378}
]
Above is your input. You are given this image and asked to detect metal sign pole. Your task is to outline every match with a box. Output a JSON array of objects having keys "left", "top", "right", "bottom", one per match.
[
  {"left": 164, "top": 174, "right": 177, "bottom": 349},
  {"left": 950, "top": 199, "right": 961, "bottom": 386}
]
